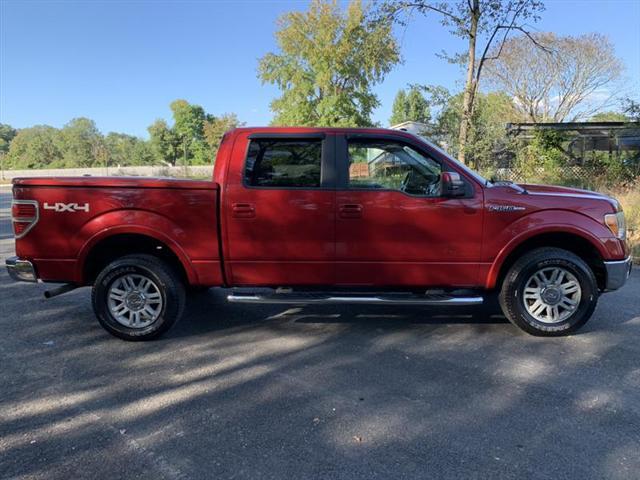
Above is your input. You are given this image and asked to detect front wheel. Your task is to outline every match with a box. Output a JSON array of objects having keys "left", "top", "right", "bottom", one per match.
[
  {"left": 92, "top": 254, "right": 186, "bottom": 340},
  {"left": 499, "top": 247, "right": 598, "bottom": 336}
]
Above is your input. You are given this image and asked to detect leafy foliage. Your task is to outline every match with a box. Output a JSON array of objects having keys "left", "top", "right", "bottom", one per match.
[
  {"left": 389, "top": 87, "right": 431, "bottom": 126},
  {"left": 58, "top": 118, "right": 104, "bottom": 168},
  {"left": 258, "top": 0, "right": 399, "bottom": 127},
  {"left": 418, "top": 85, "right": 523, "bottom": 171},
  {"left": 513, "top": 130, "right": 568, "bottom": 184},
  {"left": 203, "top": 113, "right": 241, "bottom": 158},
  {"left": 380, "top": 0, "right": 545, "bottom": 163},
  {"left": 147, "top": 119, "right": 180, "bottom": 166},
  {"left": 5, "top": 125, "right": 63, "bottom": 169},
  {"left": 104, "top": 132, "right": 155, "bottom": 167},
  {"left": 590, "top": 112, "right": 629, "bottom": 122},
  {"left": 615, "top": 188, "right": 640, "bottom": 260},
  {"left": 4, "top": 101, "right": 242, "bottom": 169},
  {"left": 0, "top": 124, "right": 17, "bottom": 154},
  {"left": 512, "top": 129, "right": 640, "bottom": 189},
  {"left": 169, "top": 100, "right": 208, "bottom": 165}
]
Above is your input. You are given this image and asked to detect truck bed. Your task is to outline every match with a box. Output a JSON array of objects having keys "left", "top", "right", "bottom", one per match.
[
  {"left": 12, "top": 176, "right": 223, "bottom": 286},
  {"left": 12, "top": 176, "right": 216, "bottom": 189}
]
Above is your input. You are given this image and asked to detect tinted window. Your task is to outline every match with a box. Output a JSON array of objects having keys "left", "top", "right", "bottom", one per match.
[
  {"left": 348, "top": 140, "right": 442, "bottom": 197},
  {"left": 245, "top": 139, "right": 322, "bottom": 188}
]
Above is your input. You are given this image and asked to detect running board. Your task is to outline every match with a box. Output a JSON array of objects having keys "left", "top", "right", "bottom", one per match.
[{"left": 227, "top": 292, "right": 483, "bottom": 306}]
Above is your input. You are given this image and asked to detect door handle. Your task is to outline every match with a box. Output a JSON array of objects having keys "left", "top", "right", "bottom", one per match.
[
  {"left": 339, "top": 204, "right": 363, "bottom": 219},
  {"left": 232, "top": 203, "right": 256, "bottom": 218}
]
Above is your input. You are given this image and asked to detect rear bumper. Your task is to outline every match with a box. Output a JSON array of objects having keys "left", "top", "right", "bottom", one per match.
[
  {"left": 5, "top": 256, "right": 38, "bottom": 283},
  {"left": 603, "top": 256, "right": 632, "bottom": 291}
]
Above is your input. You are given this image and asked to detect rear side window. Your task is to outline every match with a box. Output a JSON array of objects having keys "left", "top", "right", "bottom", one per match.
[{"left": 244, "top": 139, "right": 322, "bottom": 188}]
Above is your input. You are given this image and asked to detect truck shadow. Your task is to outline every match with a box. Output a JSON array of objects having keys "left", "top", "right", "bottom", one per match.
[{"left": 172, "top": 288, "right": 509, "bottom": 339}]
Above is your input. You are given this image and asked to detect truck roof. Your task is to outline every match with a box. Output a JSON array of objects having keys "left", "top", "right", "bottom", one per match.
[{"left": 229, "top": 126, "right": 414, "bottom": 136}]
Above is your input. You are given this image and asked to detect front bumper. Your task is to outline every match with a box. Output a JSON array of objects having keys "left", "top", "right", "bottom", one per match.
[
  {"left": 5, "top": 256, "right": 38, "bottom": 283},
  {"left": 603, "top": 256, "right": 632, "bottom": 291}
]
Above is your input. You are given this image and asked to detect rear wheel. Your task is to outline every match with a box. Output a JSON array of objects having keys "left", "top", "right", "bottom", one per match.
[
  {"left": 499, "top": 247, "right": 598, "bottom": 336},
  {"left": 92, "top": 254, "right": 185, "bottom": 340}
]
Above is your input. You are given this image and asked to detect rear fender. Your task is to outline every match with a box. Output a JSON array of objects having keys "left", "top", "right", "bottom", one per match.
[{"left": 75, "top": 210, "right": 196, "bottom": 284}]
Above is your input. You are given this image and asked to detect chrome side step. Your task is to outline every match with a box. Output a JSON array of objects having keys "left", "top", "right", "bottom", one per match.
[{"left": 227, "top": 293, "right": 483, "bottom": 306}]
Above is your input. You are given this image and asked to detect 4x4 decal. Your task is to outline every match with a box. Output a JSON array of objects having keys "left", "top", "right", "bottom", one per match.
[{"left": 43, "top": 202, "right": 90, "bottom": 213}]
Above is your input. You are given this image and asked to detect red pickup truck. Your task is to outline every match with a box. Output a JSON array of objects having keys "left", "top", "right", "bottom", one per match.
[{"left": 7, "top": 127, "right": 632, "bottom": 340}]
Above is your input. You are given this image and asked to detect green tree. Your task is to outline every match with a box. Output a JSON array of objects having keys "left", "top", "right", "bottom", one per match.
[
  {"left": 419, "top": 86, "right": 522, "bottom": 171},
  {"left": 382, "top": 0, "right": 544, "bottom": 164},
  {"left": 0, "top": 124, "right": 17, "bottom": 154},
  {"left": 390, "top": 90, "right": 407, "bottom": 125},
  {"left": 6, "top": 125, "right": 63, "bottom": 169},
  {"left": 258, "top": 0, "right": 400, "bottom": 127},
  {"left": 514, "top": 128, "right": 639, "bottom": 189},
  {"left": 170, "top": 99, "right": 206, "bottom": 166},
  {"left": 105, "top": 132, "right": 155, "bottom": 167},
  {"left": 148, "top": 102, "right": 243, "bottom": 166},
  {"left": 514, "top": 129, "right": 567, "bottom": 184},
  {"left": 590, "top": 111, "right": 628, "bottom": 122},
  {"left": 130, "top": 140, "right": 156, "bottom": 166},
  {"left": 148, "top": 119, "right": 180, "bottom": 166},
  {"left": 203, "top": 113, "right": 242, "bottom": 161},
  {"left": 105, "top": 132, "right": 137, "bottom": 167},
  {"left": 389, "top": 87, "right": 431, "bottom": 126},
  {"left": 59, "top": 117, "right": 104, "bottom": 167}
]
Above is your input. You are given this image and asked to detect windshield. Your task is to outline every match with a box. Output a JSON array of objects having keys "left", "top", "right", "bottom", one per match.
[{"left": 408, "top": 132, "right": 491, "bottom": 186}]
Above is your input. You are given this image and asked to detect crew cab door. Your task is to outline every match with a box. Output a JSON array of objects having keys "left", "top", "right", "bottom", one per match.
[
  {"left": 223, "top": 132, "right": 336, "bottom": 285},
  {"left": 335, "top": 134, "right": 483, "bottom": 287}
]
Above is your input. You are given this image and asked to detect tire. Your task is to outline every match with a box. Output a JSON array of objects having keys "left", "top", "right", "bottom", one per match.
[
  {"left": 92, "top": 254, "right": 186, "bottom": 341},
  {"left": 499, "top": 247, "right": 598, "bottom": 336}
]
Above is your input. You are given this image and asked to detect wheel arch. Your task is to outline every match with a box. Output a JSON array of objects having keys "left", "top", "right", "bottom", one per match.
[
  {"left": 487, "top": 229, "right": 607, "bottom": 291},
  {"left": 78, "top": 229, "right": 195, "bottom": 286}
]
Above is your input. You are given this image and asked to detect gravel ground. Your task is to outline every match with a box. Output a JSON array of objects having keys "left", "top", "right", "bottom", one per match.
[{"left": 1, "top": 187, "right": 639, "bottom": 480}]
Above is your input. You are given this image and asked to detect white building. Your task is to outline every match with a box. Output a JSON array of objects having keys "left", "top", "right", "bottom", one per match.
[{"left": 389, "top": 121, "right": 430, "bottom": 136}]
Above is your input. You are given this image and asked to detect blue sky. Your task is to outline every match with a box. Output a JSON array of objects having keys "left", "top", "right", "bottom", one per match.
[{"left": 1, "top": 0, "right": 639, "bottom": 138}]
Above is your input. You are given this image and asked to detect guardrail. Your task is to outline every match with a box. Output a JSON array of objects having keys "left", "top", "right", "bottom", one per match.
[{"left": 0, "top": 165, "right": 211, "bottom": 183}]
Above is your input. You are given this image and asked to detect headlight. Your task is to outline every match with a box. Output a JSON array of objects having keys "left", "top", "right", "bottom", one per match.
[{"left": 604, "top": 211, "right": 626, "bottom": 240}]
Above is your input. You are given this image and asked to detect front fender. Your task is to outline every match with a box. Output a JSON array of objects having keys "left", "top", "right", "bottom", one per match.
[{"left": 484, "top": 209, "right": 617, "bottom": 289}]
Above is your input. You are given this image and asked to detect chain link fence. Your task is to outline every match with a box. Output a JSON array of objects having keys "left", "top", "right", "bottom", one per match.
[{"left": 491, "top": 165, "right": 626, "bottom": 188}]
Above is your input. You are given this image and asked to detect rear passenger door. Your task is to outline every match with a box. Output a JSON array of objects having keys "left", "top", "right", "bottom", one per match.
[{"left": 223, "top": 132, "right": 336, "bottom": 286}]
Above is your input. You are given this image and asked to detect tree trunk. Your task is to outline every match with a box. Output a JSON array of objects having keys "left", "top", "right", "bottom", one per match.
[
  {"left": 183, "top": 140, "right": 188, "bottom": 175},
  {"left": 458, "top": 1, "right": 479, "bottom": 166}
]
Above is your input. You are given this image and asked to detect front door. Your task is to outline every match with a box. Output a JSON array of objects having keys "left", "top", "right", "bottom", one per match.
[
  {"left": 224, "top": 132, "right": 336, "bottom": 286},
  {"left": 335, "top": 135, "right": 484, "bottom": 287}
]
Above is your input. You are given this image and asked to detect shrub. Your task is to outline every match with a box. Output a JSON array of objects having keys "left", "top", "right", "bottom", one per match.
[{"left": 609, "top": 187, "right": 640, "bottom": 261}]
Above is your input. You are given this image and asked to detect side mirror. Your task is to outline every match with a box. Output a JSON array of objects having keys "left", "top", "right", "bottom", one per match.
[{"left": 441, "top": 171, "right": 466, "bottom": 197}]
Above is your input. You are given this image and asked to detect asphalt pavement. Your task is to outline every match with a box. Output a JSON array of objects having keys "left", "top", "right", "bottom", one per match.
[{"left": 1, "top": 187, "right": 639, "bottom": 479}]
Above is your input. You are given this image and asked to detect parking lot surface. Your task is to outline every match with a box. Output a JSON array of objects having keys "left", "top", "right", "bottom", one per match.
[{"left": 1, "top": 188, "right": 639, "bottom": 479}]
